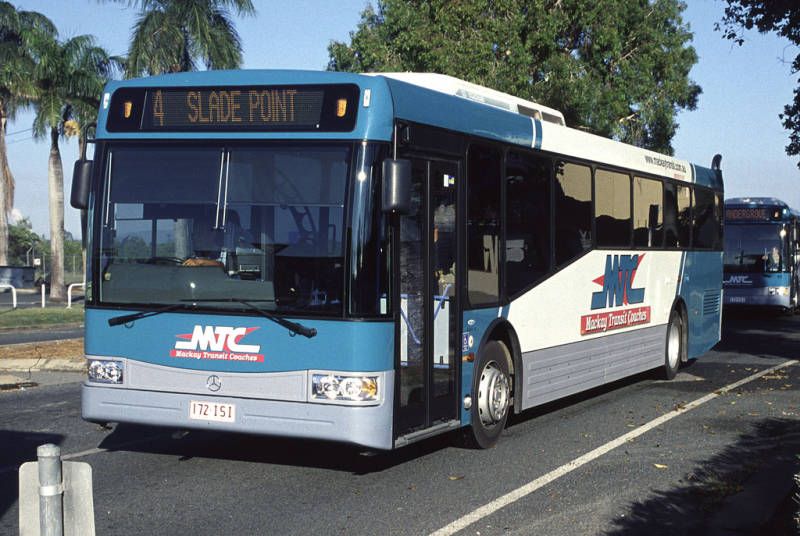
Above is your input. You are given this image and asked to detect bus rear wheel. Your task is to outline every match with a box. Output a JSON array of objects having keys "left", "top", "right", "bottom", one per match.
[
  {"left": 464, "top": 340, "right": 512, "bottom": 449},
  {"left": 663, "top": 310, "right": 683, "bottom": 380}
]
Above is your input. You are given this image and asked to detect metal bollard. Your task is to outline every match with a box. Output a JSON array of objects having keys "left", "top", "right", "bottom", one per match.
[{"left": 37, "top": 444, "right": 64, "bottom": 536}]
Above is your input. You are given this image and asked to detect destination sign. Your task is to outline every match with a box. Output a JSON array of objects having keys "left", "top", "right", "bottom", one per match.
[
  {"left": 106, "top": 84, "right": 359, "bottom": 132},
  {"left": 724, "top": 207, "right": 780, "bottom": 221}
]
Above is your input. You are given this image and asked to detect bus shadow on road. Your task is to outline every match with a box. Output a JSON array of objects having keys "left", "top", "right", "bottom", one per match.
[
  {"left": 603, "top": 417, "right": 800, "bottom": 536},
  {"left": 95, "top": 423, "right": 453, "bottom": 475},
  {"left": 0, "top": 430, "right": 65, "bottom": 519}
]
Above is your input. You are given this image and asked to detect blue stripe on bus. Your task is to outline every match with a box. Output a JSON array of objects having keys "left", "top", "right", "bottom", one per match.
[
  {"left": 384, "top": 78, "right": 535, "bottom": 148},
  {"left": 85, "top": 308, "right": 394, "bottom": 373},
  {"left": 532, "top": 118, "right": 543, "bottom": 150}
]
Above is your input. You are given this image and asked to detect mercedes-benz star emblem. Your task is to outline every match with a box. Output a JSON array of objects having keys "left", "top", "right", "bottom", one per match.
[{"left": 206, "top": 375, "right": 222, "bottom": 392}]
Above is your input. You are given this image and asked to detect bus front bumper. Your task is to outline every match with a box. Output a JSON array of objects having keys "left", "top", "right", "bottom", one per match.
[
  {"left": 723, "top": 288, "right": 792, "bottom": 309},
  {"left": 82, "top": 380, "right": 395, "bottom": 450}
]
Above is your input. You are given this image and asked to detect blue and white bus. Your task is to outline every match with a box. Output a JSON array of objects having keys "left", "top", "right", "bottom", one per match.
[
  {"left": 72, "top": 71, "right": 723, "bottom": 449},
  {"left": 723, "top": 197, "right": 800, "bottom": 311}
]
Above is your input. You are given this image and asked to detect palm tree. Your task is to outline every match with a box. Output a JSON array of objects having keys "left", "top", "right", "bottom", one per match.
[
  {"left": 29, "top": 33, "right": 119, "bottom": 300},
  {"left": 0, "top": 3, "right": 55, "bottom": 265},
  {"left": 118, "top": 0, "right": 255, "bottom": 77}
]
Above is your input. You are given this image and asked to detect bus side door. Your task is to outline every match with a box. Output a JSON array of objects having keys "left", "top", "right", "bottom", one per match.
[{"left": 395, "top": 157, "right": 461, "bottom": 438}]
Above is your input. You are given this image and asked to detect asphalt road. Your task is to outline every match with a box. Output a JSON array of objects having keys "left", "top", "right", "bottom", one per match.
[
  {"left": 1, "top": 312, "right": 798, "bottom": 535},
  {"left": 0, "top": 326, "right": 83, "bottom": 345}
]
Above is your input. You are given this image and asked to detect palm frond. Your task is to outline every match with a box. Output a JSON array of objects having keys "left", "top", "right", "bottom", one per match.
[
  {"left": 122, "top": 0, "right": 253, "bottom": 76},
  {"left": 218, "top": 0, "right": 255, "bottom": 17},
  {"left": 127, "top": 8, "right": 187, "bottom": 76},
  {"left": 16, "top": 9, "right": 57, "bottom": 39},
  {"left": 31, "top": 93, "right": 62, "bottom": 139},
  {"left": 205, "top": 7, "right": 242, "bottom": 69}
]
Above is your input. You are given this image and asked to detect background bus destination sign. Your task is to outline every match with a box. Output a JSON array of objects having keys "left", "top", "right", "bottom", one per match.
[
  {"left": 724, "top": 207, "right": 782, "bottom": 221},
  {"left": 107, "top": 84, "right": 359, "bottom": 132}
]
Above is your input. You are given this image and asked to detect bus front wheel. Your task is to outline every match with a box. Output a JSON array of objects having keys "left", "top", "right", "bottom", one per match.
[
  {"left": 663, "top": 310, "right": 684, "bottom": 380},
  {"left": 464, "top": 340, "right": 512, "bottom": 449}
]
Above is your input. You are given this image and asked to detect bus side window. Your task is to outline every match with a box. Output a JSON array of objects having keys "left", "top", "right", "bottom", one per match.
[
  {"left": 676, "top": 185, "right": 692, "bottom": 247},
  {"left": 555, "top": 161, "right": 592, "bottom": 267},
  {"left": 467, "top": 144, "right": 502, "bottom": 307},
  {"left": 505, "top": 150, "right": 551, "bottom": 295},
  {"left": 633, "top": 177, "right": 663, "bottom": 248},
  {"left": 595, "top": 169, "right": 631, "bottom": 247},
  {"left": 663, "top": 183, "right": 678, "bottom": 247},
  {"left": 692, "top": 187, "right": 716, "bottom": 249}
]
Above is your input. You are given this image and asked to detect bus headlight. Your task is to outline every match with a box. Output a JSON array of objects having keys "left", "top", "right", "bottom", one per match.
[
  {"left": 768, "top": 286, "right": 790, "bottom": 296},
  {"left": 87, "top": 359, "right": 124, "bottom": 384},
  {"left": 310, "top": 373, "right": 379, "bottom": 404}
]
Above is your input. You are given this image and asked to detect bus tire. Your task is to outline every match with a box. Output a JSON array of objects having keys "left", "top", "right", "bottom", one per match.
[
  {"left": 663, "top": 309, "right": 683, "bottom": 380},
  {"left": 463, "top": 340, "right": 512, "bottom": 449}
]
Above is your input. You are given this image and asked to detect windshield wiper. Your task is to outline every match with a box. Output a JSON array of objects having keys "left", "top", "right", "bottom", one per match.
[
  {"left": 108, "top": 303, "right": 190, "bottom": 327},
  {"left": 181, "top": 298, "right": 317, "bottom": 338}
]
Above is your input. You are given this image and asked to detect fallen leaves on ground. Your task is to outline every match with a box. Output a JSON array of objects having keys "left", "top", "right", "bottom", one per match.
[{"left": 0, "top": 339, "right": 84, "bottom": 360}]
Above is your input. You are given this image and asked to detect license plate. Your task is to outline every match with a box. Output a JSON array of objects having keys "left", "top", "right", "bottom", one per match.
[
  {"left": 728, "top": 297, "right": 746, "bottom": 304},
  {"left": 189, "top": 400, "right": 236, "bottom": 423}
]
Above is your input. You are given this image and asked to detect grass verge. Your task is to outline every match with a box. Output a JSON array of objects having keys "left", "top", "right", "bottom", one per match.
[{"left": 0, "top": 306, "right": 84, "bottom": 329}]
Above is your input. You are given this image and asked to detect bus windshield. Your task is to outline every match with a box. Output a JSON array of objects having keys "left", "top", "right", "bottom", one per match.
[
  {"left": 723, "top": 223, "right": 788, "bottom": 273},
  {"left": 98, "top": 143, "right": 352, "bottom": 315}
]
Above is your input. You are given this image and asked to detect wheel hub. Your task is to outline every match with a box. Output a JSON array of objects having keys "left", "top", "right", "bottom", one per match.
[
  {"left": 477, "top": 361, "right": 510, "bottom": 427},
  {"left": 667, "top": 321, "right": 680, "bottom": 369}
]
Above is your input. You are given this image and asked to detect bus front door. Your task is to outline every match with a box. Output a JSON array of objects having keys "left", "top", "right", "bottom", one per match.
[{"left": 395, "top": 158, "right": 460, "bottom": 441}]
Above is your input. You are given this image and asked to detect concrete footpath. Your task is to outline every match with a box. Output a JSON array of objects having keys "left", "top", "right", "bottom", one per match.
[{"left": 0, "top": 358, "right": 85, "bottom": 388}]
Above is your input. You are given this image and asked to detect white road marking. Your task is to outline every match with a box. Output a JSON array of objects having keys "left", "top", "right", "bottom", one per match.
[
  {"left": 61, "top": 446, "right": 109, "bottom": 461},
  {"left": 430, "top": 359, "right": 799, "bottom": 536}
]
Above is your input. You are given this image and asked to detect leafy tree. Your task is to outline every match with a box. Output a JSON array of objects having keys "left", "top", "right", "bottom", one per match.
[
  {"left": 329, "top": 0, "right": 701, "bottom": 154},
  {"left": 7, "top": 217, "right": 43, "bottom": 266},
  {"left": 718, "top": 1, "right": 800, "bottom": 168},
  {"left": 29, "top": 32, "right": 118, "bottom": 300},
  {"left": 113, "top": 0, "right": 256, "bottom": 77},
  {"left": 0, "top": 3, "right": 55, "bottom": 265}
]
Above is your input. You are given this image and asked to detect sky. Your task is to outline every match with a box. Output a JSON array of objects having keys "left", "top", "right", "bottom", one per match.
[{"left": 6, "top": 0, "right": 800, "bottom": 237}]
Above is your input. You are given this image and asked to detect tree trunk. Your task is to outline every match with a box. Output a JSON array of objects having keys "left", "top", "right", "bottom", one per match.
[
  {"left": 48, "top": 127, "right": 66, "bottom": 300},
  {"left": 0, "top": 109, "right": 12, "bottom": 266}
]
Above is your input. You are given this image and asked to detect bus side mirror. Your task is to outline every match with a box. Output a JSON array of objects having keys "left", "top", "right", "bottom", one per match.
[
  {"left": 70, "top": 159, "right": 93, "bottom": 210},
  {"left": 382, "top": 158, "right": 411, "bottom": 214}
]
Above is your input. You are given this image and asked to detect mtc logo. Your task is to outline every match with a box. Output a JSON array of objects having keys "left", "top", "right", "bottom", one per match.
[
  {"left": 725, "top": 275, "right": 752, "bottom": 285},
  {"left": 175, "top": 325, "right": 260, "bottom": 353},
  {"left": 591, "top": 254, "right": 645, "bottom": 310}
]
